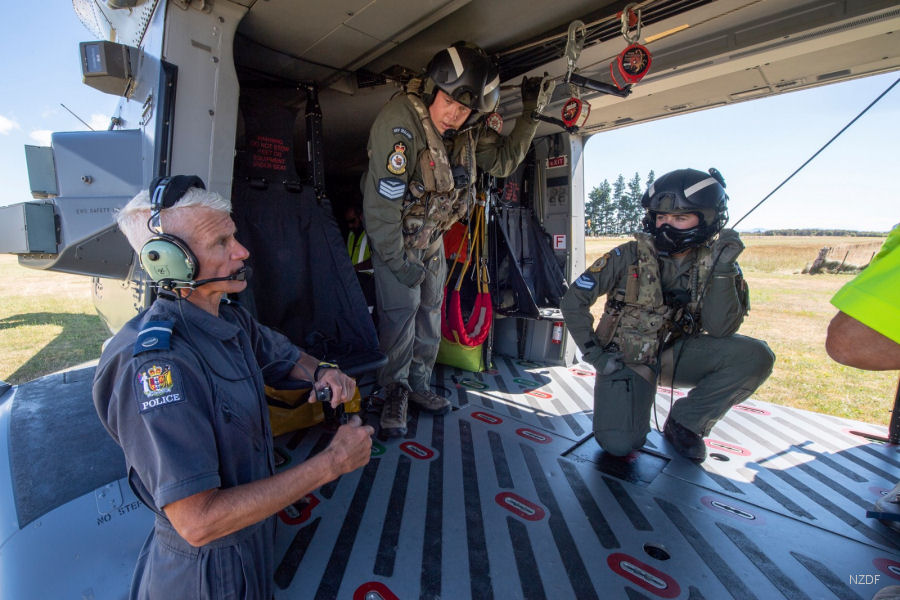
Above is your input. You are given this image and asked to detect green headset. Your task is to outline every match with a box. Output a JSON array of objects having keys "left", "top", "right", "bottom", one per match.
[{"left": 139, "top": 175, "right": 206, "bottom": 291}]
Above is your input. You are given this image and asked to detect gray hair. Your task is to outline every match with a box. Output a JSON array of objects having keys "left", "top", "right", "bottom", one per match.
[{"left": 116, "top": 186, "right": 232, "bottom": 252}]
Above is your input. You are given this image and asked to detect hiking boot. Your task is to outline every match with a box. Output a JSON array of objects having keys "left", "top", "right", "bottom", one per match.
[
  {"left": 663, "top": 419, "right": 707, "bottom": 463},
  {"left": 380, "top": 385, "right": 409, "bottom": 438},
  {"left": 409, "top": 389, "right": 451, "bottom": 415}
]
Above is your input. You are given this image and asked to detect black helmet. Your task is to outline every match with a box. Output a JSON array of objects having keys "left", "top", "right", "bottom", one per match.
[
  {"left": 425, "top": 43, "right": 500, "bottom": 114},
  {"left": 641, "top": 168, "right": 729, "bottom": 255}
]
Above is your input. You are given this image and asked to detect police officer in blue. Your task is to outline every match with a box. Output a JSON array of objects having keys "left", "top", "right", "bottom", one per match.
[{"left": 93, "top": 176, "right": 374, "bottom": 599}]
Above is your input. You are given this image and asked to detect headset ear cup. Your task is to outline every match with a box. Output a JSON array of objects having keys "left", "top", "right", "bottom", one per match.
[{"left": 140, "top": 235, "right": 199, "bottom": 285}]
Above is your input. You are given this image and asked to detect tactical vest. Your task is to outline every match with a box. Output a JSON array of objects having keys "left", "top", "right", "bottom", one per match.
[
  {"left": 401, "top": 93, "right": 476, "bottom": 250},
  {"left": 595, "top": 233, "right": 714, "bottom": 365}
]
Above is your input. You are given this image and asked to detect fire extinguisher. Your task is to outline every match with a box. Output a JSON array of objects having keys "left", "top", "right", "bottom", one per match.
[{"left": 551, "top": 322, "right": 564, "bottom": 345}]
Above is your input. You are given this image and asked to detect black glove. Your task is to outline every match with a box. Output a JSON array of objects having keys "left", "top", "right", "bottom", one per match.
[
  {"left": 583, "top": 346, "right": 624, "bottom": 376},
  {"left": 521, "top": 75, "right": 543, "bottom": 115},
  {"left": 710, "top": 228, "right": 744, "bottom": 272}
]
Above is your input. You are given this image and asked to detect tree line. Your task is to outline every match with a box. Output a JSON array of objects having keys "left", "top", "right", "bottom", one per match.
[
  {"left": 585, "top": 173, "right": 890, "bottom": 237},
  {"left": 585, "top": 171, "right": 655, "bottom": 236}
]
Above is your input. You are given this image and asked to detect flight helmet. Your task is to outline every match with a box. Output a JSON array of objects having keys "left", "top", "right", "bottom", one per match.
[
  {"left": 641, "top": 168, "right": 729, "bottom": 255},
  {"left": 424, "top": 42, "right": 500, "bottom": 116}
]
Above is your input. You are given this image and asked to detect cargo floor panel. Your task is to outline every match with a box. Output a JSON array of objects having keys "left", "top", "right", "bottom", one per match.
[{"left": 272, "top": 357, "right": 900, "bottom": 599}]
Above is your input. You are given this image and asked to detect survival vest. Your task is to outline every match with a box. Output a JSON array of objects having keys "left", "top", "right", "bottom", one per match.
[
  {"left": 594, "top": 233, "right": 715, "bottom": 365},
  {"left": 401, "top": 93, "right": 477, "bottom": 250}
]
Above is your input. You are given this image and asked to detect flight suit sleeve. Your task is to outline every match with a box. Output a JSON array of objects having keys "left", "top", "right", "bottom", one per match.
[
  {"left": 362, "top": 99, "right": 424, "bottom": 281},
  {"left": 700, "top": 262, "right": 747, "bottom": 337},
  {"left": 474, "top": 116, "right": 539, "bottom": 177},
  {"left": 560, "top": 247, "right": 627, "bottom": 351},
  {"left": 112, "top": 353, "right": 221, "bottom": 510}
]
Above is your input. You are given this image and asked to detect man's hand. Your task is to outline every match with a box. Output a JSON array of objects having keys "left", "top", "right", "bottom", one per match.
[
  {"left": 395, "top": 260, "right": 426, "bottom": 288},
  {"left": 711, "top": 228, "right": 744, "bottom": 270},
  {"left": 315, "top": 368, "right": 357, "bottom": 408},
  {"left": 521, "top": 75, "right": 544, "bottom": 115},
  {"left": 326, "top": 415, "right": 374, "bottom": 474},
  {"left": 584, "top": 346, "right": 624, "bottom": 376}
]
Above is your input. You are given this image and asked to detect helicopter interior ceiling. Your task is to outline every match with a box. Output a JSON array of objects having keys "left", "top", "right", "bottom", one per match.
[{"left": 231, "top": 0, "right": 900, "bottom": 162}]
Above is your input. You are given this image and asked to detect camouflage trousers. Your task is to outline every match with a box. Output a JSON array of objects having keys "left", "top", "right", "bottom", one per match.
[
  {"left": 373, "top": 244, "right": 447, "bottom": 393},
  {"left": 592, "top": 333, "right": 775, "bottom": 456}
]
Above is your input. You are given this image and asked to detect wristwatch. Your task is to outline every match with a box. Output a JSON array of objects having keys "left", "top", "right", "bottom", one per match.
[{"left": 314, "top": 361, "right": 339, "bottom": 381}]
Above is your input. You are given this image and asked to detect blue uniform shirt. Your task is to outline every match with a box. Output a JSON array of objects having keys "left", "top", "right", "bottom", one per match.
[{"left": 93, "top": 295, "right": 301, "bottom": 599}]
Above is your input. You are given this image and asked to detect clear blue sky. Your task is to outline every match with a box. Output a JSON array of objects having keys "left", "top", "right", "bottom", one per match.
[{"left": 1, "top": 5, "right": 897, "bottom": 232}]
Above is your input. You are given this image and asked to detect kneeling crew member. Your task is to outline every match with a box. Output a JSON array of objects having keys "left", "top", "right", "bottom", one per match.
[{"left": 561, "top": 168, "right": 775, "bottom": 462}]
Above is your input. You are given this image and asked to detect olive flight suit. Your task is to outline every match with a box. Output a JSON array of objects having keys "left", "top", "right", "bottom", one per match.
[
  {"left": 560, "top": 236, "right": 775, "bottom": 456},
  {"left": 362, "top": 93, "right": 537, "bottom": 393}
]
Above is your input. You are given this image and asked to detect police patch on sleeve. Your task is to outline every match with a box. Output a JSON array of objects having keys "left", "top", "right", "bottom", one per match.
[
  {"left": 377, "top": 177, "right": 406, "bottom": 200},
  {"left": 575, "top": 274, "right": 596, "bottom": 290},
  {"left": 392, "top": 126, "right": 413, "bottom": 141},
  {"left": 387, "top": 142, "right": 407, "bottom": 175},
  {"left": 588, "top": 253, "right": 609, "bottom": 273},
  {"left": 134, "top": 360, "right": 185, "bottom": 414}
]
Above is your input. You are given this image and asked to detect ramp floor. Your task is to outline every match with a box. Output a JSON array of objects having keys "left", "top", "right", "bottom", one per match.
[{"left": 271, "top": 356, "right": 900, "bottom": 600}]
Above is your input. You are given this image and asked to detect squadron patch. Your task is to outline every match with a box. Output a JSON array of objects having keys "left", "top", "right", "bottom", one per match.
[
  {"left": 485, "top": 112, "right": 503, "bottom": 134},
  {"left": 575, "top": 274, "right": 596, "bottom": 290},
  {"left": 387, "top": 142, "right": 408, "bottom": 175},
  {"left": 377, "top": 177, "right": 406, "bottom": 200},
  {"left": 135, "top": 361, "right": 184, "bottom": 413},
  {"left": 588, "top": 253, "right": 610, "bottom": 273},
  {"left": 392, "top": 126, "right": 413, "bottom": 141}
]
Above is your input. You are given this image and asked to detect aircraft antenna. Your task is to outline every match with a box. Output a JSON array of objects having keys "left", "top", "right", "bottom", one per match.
[
  {"left": 731, "top": 75, "right": 899, "bottom": 229},
  {"left": 60, "top": 103, "right": 95, "bottom": 131}
]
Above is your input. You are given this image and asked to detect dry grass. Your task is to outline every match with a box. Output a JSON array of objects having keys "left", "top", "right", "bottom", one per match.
[
  {"left": 3, "top": 236, "right": 897, "bottom": 426},
  {"left": 586, "top": 235, "right": 898, "bottom": 425},
  {"left": 0, "top": 255, "right": 109, "bottom": 384}
]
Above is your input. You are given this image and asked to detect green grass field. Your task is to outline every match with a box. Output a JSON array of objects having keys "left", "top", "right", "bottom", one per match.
[{"left": 2, "top": 235, "right": 897, "bottom": 425}]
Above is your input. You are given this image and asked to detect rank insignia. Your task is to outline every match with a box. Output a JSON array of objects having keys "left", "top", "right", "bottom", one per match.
[
  {"left": 387, "top": 142, "right": 407, "bottom": 175},
  {"left": 486, "top": 112, "right": 503, "bottom": 133},
  {"left": 377, "top": 177, "right": 406, "bottom": 200},
  {"left": 589, "top": 253, "right": 610, "bottom": 272},
  {"left": 575, "top": 274, "right": 596, "bottom": 290}
]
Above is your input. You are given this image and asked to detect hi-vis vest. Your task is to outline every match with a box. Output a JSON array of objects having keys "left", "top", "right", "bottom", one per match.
[
  {"left": 401, "top": 93, "right": 476, "bottom": 250},
  {"left": 595, "top": 233, "right": 714, "bottom": 365},
  {"left": 347, "top": 230, "right": 373, "bottom": 274}
]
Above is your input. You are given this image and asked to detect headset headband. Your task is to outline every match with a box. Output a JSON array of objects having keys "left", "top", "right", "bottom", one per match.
[{"left": 148, "top": 175, "right": 206, "bottom": 233}]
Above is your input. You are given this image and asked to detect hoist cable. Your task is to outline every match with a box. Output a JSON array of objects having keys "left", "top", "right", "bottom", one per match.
[{"left": 731, "top": 75, "right": 900, "bottom": 229}]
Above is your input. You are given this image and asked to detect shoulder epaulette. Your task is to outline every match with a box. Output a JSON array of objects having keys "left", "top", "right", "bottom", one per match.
[{"left": 133, "top": 320, "right": 175, "bottom": 356}]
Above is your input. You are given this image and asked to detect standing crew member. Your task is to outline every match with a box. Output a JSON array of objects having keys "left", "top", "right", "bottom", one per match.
[
  {"left": 363, "top": 42, "right": 545, "bottom": 437},
  {"left": 561, "top": 168, "right": 775, "bottom": 462},
  {"left": 93, "top": 178, "right": 373, "bottom": 598}
]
